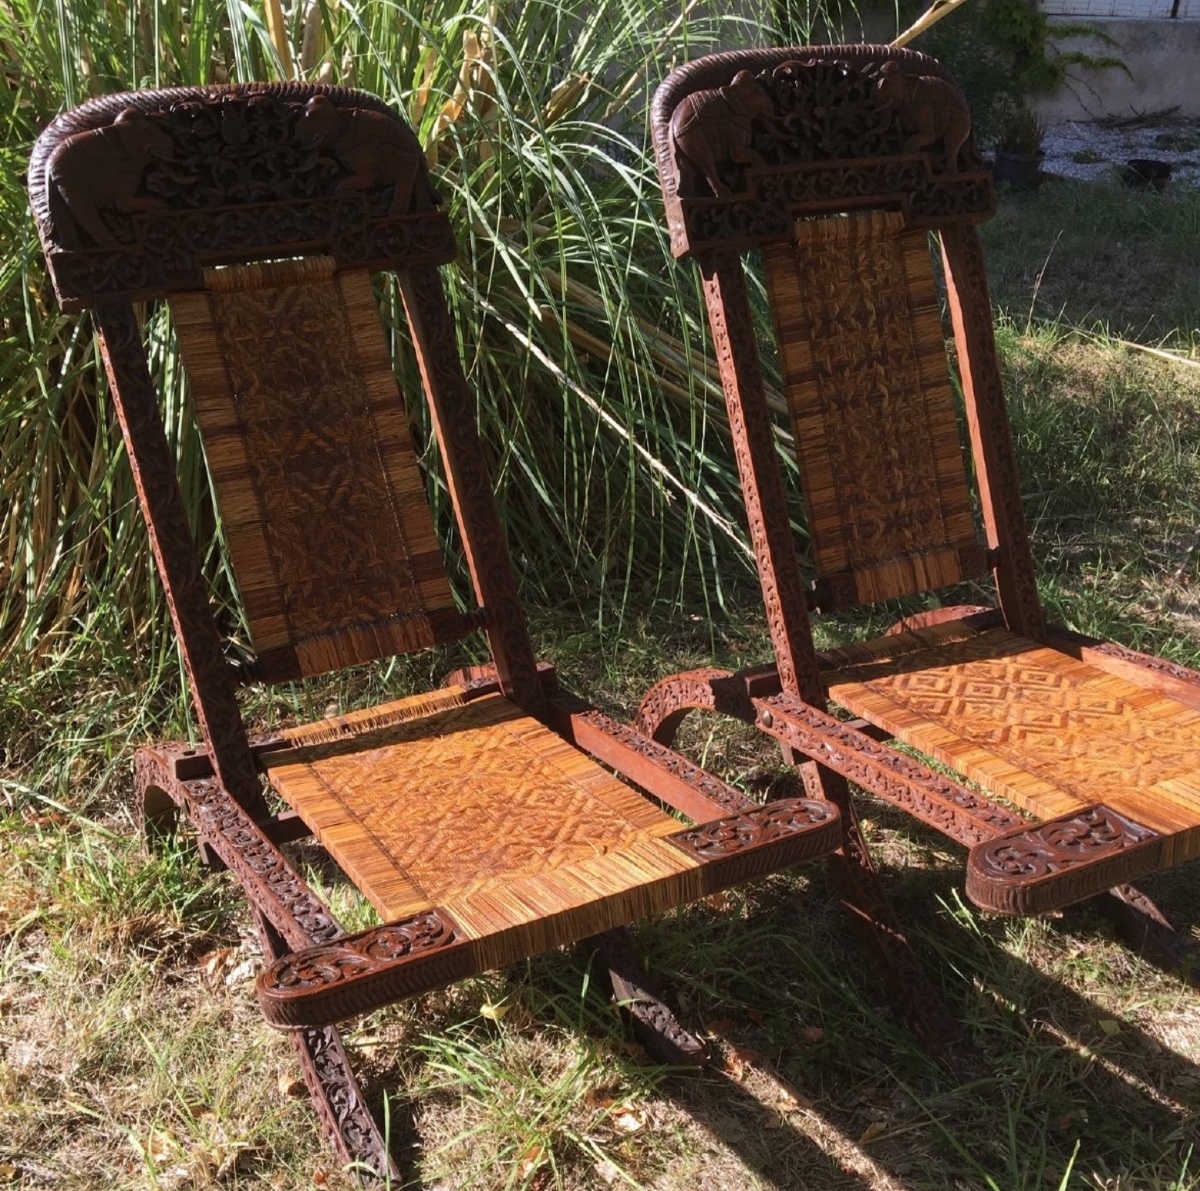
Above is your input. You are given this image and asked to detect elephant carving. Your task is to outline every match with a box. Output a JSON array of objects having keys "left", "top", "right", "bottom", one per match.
[
  {"left": 298, "top": 96, "right": 436, "bottom": 215},
  {"left": 670, "top": 71, "right": 775, "bottom": 198},
  {"left": 44, "top": 109, "right": 176, "bottom": 248},
  {"left": 874, "top": 62, "right": 972, "bottom": 172}
]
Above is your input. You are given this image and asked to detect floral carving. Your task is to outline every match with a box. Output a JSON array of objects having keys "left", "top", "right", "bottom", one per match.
[
  {"left": 967, "top": 806, "right": 1163, "bottom": 914},
  {"left": 754, "top": 692, "right": 1027, "bottom": 845},
  {"left": 186, "top": 774, "right": 344, "bottom": 947},
  {"left": 29, "top": 84, "right": 454, "bottom": 307},
  {"left": 669, "top": 797, "right": 837, "bottom": 860},
  {"left": 653, "top": 46, "right": 992, "bottom": 259},
  {"left": 258, "top": 911, "right": 472, "bottom": 1028}
]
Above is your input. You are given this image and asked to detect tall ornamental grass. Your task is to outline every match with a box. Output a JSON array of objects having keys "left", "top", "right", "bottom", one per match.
[{"left": 0, "top": 0, "right": 868, "bottom": 690}]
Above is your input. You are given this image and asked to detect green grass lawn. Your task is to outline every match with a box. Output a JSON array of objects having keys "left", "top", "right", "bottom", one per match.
[{"left": 3, "top": 177, "right": 1200, "bottom": 1189}]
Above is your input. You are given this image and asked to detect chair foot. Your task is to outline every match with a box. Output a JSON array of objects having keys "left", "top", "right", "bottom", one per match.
[
  {"left": 1092, "top": 884, "right": 1200, "bottom": 988},
  {"left": 253, "top": 910, "right": 402, "bottom": 1184},
  {"left": 806, "top": 764, "right": 983, "bottom": 1079},
  {"left": 588, "top": 928, "right": 710, "bottom": 1066}
]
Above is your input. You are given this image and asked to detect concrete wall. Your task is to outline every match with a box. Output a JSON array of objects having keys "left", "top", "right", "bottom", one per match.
[{"left": 1035, "top": 17, "right": 1200, "bottom": 121}]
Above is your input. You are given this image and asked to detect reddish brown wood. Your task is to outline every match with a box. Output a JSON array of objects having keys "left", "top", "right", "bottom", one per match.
[
  {"left": 648, "top": 44, "right": 1200, "bottom": 1000},
  {"left": 652, "top": 46, "right": 991, "bottom": 261},
  {"left": 398, "top": 264, "right": 545, "bottom": 714},
  {"left": 97, "top": 304, "right": 266, "bottom": 816},
  {"left": 545, "top": 688, "right": 754, "bottom": 821},
  {"left": 939, "top": 225, "right": 1045, "bottom": 639},
  {"left": 966, "top": 807, "right": 1163, "bottom": 915},
  {"left": 699, "top": 253, "right": 824, "bottom": 705},
  {"left": 28, "top": 85, "right": 454, "bottom": 311},
  {"left": 33, "top": 81, "right": 849, "bottom": 1169}
]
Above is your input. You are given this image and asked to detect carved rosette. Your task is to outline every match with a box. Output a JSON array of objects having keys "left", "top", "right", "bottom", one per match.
[
  {"left": 966, "top": 806, "right": 1163, "bottom": 915},
  {"left": 668, "top": 797, "right": 840, "bottom": 887},
  {"left": 29, "top": 83, "right": 456, "bottom": 309},
  {"left": 652, "top": 45, "right": 994, "bottom": 259},
  {"left": 258, "top": 910, "right": 473, "bottom": 1028}
]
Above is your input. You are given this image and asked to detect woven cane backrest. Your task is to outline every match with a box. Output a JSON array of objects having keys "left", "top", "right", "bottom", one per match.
[
  {"left": 27, "top": 84, "right": 531, "bottom": 689},
  {"left": 762, "top": 211, "right": 985, "bottom": 607},
  {"left": 170, "top": 257, "right": 465, "bottom": 681},
  {"left": 652, "top": 45, "right": 1010, "bottom": 613}
]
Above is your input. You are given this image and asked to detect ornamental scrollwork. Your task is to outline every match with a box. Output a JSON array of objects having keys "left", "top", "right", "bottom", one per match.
[
  {"left": 668, "top": 797, "right": 837, "bottom": 860},
  {"left": 29, "top": 84, "right": 455, "bottom": 306},
  {"left": 263, "top": 912, "right": 461, "bottom": 994},
  {"left": 654, "top": 47, "right": 993, "bottom": 258},
  {"left": 971, "top": 806, "right": 1159, "bottom": 880}
]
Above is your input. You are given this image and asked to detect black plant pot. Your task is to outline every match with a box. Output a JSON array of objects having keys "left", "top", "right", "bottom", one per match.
[
  {"left": 1121, "top": 158, "right": 1172, "bottom": 192},
  {"left": 993, "top": 149, "right": 1044, "bottom": 191}
]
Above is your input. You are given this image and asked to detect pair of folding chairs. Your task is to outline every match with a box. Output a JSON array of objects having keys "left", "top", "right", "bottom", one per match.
[{"left": 29, "top": 44, "right": 1200, "bottom": 1177}]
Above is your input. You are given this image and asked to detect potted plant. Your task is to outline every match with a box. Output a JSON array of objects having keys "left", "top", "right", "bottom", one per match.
[{"left": 993, "top": 106, "right": 1045, "bottom": 191}]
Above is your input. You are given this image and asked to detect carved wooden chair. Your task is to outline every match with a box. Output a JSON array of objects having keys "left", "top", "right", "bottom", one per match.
[
  {"left": 27, "top": 83, "right": 844, "bottom": 1178},
  {"left": 638, "top": 45, "right": 1200, "bottom": 986}
]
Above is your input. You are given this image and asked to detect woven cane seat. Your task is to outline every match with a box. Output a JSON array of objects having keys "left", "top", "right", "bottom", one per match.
[
  {"left": 824, "top": 621, "right": 1200, "bottom": 866},
  {"left": 265, "top": 688, "right": 709, "bottom": 970}
]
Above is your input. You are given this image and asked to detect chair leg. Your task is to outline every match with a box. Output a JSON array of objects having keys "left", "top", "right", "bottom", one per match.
[
  {"left": 798, "top": 761, "right": 981, "bottom": 1077},
  {"left": 1091, "top": 884, "right": 1200, "bottom": 988},
  {"left": 588, "top": 928, "right": 709, "bottom": 1066},
  {"left": 253, "top": 909, "right": 402, "bottom": 1184}
]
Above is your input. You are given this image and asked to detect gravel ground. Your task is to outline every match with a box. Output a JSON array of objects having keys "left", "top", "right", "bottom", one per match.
[{"left": 1041, "top": 112, "right": 1200, "bottom": 188}]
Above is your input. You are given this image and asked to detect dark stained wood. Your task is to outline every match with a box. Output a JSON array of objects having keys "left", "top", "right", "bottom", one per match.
[
  {"left": 644, "top": 43, "right": 1200, "bottom": 986},
  {"left": 31, "top": 81, "right": 848, "bottom": 1172},
  {"left": 95, "top": 303, "right": 266, "bottom": 817},
  {"left": 939, "top": 225, "right": 1045, "bottom": 639},
  {"left": 699, "top": 252, "right": 825, "bottom": 705}
]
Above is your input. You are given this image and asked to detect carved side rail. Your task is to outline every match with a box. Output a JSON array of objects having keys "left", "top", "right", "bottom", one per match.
[
  {"left": 136, "top": 750, "right": 342, "bottom": 950},
  {"left": 966, "top": 807, "right": 1164, "bottom": 915},
  {"left": 544, "top": 688, "right": 756, "bottom": 820},
  {"left": 256, "top": 800, "right": 839, "bottom": 1029},
  {"left": 751, "top": 692, "right": 1026, "bottom": 846},
  {"left": 635, "top": 668, "right": 1025, "bottom": 847}
]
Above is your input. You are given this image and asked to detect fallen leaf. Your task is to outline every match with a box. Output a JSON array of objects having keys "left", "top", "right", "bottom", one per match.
[
  {"left": 764, "top": 1111, "right": 787, "bottom": 1129},
  {"left": 313, "top": 1170, "right": 330, "bottom": 1187},
  {"left": 725, "top": 1045, "right": 760, "bottom": 1079},
  {"left": 480, "top": 1000, "right": 510, "bottom": 1021},
  {"left": 148, "top": 1127, "right": 180, "bottom": 1165},
  {"left": 798, "top": 1026, "right": 825, "bottom": 1044},
  {"left": 197, "top": 947, "right": 237, "bottom": 987},
  {"left": 858, "top": 1121, "right": 887, "bottom": 1144},
  {"left": 1098, "top": 1019, "right": 1122, "bottom": 1037},
  {"left": 704, "top": 1017, "right": 735, "bottom": 1036},
  {"left": 611, "top": 1107, "right": 644, "bottom": 1134},
  {"left": 278, "top": 1072, "right": 307, "bottom": 1098},
  {"left": 0, "top": 1165, "right": 17, "bottom": 1184},
  {"left": 518, "top": 1142, "right": 547, "bottom": 1180},
  {"left": 747, "top": 1008, "right": 765, "bottom": 1025}
]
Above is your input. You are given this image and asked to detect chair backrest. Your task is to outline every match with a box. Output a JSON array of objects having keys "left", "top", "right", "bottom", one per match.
[
  {"left": 651, "top": 46, "right": 1044, "bottom": 669},
  {"left": 29, "top": 84, "right": 541, "bottom": 805}
]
